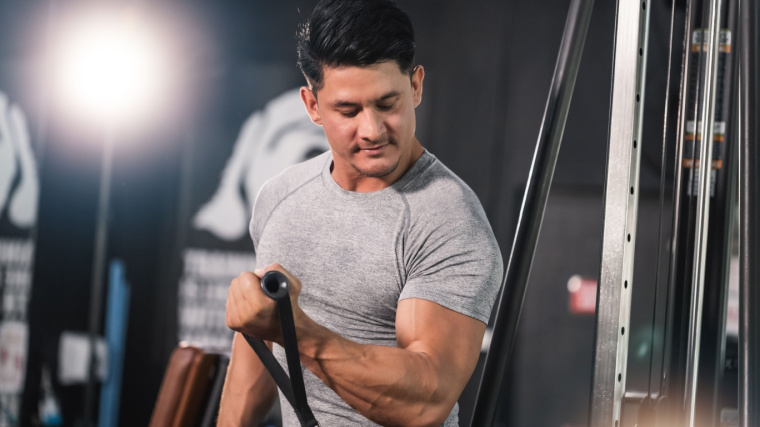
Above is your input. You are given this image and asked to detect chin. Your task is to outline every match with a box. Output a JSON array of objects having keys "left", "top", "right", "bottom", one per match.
[{"left": 353, "top": 159, "right": 400, "bottom": 178}]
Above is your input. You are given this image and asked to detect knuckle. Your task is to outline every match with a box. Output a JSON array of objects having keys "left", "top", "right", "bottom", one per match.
[{"left": 224, "top": 312, "right": 235, "bottom": 329}]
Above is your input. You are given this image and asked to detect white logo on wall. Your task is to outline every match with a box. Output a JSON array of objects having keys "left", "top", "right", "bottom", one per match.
[
  {"left": 0, "top": 90, "right": 39, "bottom": 425},
  {"left": 194, "top": 88, "right": 329, "bottom": 241},
  {"left": 178, "top": 89, "right": 329, "bottom": 347},
  {"left": 0, "top": 91, "right": 39, "bottom": 229}
]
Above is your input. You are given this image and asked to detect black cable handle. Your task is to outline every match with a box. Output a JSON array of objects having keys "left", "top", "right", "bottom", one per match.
[{"left": 243, "top": 271, "right": 318, "bottom": 427}]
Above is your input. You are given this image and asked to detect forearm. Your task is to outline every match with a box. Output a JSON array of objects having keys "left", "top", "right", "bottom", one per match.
[
  {"left": 218, "top": 333, "right": 278, "bottom": 426},
  {"left": 295, "top": 316, "right": 458, "bottom": 427},
  {"left": 224, "top": 267, "right": 483, "bottom": 426}
]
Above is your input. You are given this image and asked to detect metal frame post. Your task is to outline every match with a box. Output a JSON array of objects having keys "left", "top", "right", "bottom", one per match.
[
  {"left": 469, "top": 0, "right": 595, "bottom": 424},
  {"left": 738, "top": 0, "right": 759, "bottom": 425},
  {"left": 588, "top": 0, "right": 650, "bottom": 424}
]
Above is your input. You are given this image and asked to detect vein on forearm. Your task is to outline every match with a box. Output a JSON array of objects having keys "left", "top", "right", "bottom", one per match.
[{"left": 295, "top": 317, "right": 451, "bottom": 424}]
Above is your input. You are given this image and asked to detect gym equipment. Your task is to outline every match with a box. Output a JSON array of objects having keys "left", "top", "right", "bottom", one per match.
[
  {"left": 242, "top": 271, "right": 318, "bottom": 427},
  {"left": 470, "top": 0, "right": 595, "bottom": 423},
  {"left": 471, "top": 0, "right": 759, "bottom": 425}
]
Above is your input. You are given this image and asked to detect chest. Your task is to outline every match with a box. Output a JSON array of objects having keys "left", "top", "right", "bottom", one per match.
[{"left": 255, "top": 193, "right": 407, "bottom": 344}]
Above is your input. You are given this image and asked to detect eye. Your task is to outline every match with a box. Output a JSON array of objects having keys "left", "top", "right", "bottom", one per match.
[
  {"left": 377, "top": 103, "right": 395, "bottom": 111},
  {"left": 339, "top": 110, "right": 358, "bottom": 118}
]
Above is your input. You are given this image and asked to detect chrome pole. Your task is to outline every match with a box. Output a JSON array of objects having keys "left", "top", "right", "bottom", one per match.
[{"left": 683, "top": 0, "right": 723, "bottom": 424}]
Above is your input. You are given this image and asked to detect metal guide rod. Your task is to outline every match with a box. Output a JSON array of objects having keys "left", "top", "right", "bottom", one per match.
[
  {"left": 468, "top": 0, "right": 595, "bottom": 424},
  {"left": 738, "top": 0, "right": 759, "bottom": 425},
  {"left": 660, "top": 0, "right": 696, "bottom": 400},
  {"left": 683, "top": 0, "right": 723, "bottom": 424},
  {"left": 588, "top": 0, "right": 650, "bottom": 424},
  {"left": 650, "top": 0, "right": 687, "bottom": 401}
]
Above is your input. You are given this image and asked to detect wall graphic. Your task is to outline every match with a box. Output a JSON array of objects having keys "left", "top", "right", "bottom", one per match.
[
  {"left": 0, "top": 91, "right": 39, "bottom": 425},
  {"left": 0, "top": 92, "right": 38, "bottom": 230},
  {"left": 178, "top": 89, "right": 329, "bottom": 348}
]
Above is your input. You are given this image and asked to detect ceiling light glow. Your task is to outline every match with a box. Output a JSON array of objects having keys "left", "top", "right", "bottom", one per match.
[{"left": 57, "top": 12, "right": 167, "bottom": 123}]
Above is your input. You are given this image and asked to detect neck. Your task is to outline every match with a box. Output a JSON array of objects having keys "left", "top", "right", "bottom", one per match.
[{"left": 332, "top": 140, "right": 424, "bottom": 193}]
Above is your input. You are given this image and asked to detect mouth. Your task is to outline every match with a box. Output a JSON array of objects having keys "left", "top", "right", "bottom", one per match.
[{"left": 358, "top": 143, "right": 389, "bottom": 155}]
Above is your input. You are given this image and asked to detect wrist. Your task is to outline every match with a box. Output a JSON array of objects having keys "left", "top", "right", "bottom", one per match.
[{"left": 292, "top": 308, "right": 330, "bottom": 362}]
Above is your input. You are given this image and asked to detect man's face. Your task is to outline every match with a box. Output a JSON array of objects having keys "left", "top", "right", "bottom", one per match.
[{"left": 300, "top": 61, "right": 424, "bottom": 191}]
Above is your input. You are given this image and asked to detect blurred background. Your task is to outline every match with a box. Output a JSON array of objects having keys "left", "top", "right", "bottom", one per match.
[{"left": 0, "top": 0, "right": 706, "bottom": 426}]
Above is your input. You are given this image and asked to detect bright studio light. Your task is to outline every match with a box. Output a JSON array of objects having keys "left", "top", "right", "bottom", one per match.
[{"left": 57, "top": 13, "right": 166, "bottom": 122}]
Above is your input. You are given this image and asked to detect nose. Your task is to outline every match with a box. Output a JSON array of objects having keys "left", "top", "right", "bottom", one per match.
[{"left": 357, "top": 109, "right": 385, "bottom": 142}]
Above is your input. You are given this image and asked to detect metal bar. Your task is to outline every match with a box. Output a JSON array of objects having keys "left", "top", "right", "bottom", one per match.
[
  {"left": 738, "top": 0, "right": 759, "bottom": 425},
  {"left": 659, "top": 0, "right": 695, "bottom": 408},
  {"left": 647, "top": 0, "right": 680, "bottom": 400},
  {"left": 588, "top": 0, "right": 650, "bottom": 424},
  {"left": 684, "top": 0, "right": 723, "bottom": 424},
  {"left": 83, "top": 123, "right": 116, "bottom": 426},
  {"left": 693, "top": 4, "right": 739, "bottom": 424},
  {"left": 468, "top": 0, "right": 595, "bottom": 424}
]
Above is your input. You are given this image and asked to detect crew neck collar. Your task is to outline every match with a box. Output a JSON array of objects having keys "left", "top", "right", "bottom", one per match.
[{"left": 321, "top": 149, "right": 434, "bottom": 199}]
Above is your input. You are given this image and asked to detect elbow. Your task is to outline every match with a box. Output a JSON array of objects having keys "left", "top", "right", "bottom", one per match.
[
  {"left": 407, "top": 369, "right": 459, "bottom": 426},
  {"left": 406, "top": 391, "right": 458, "bottom": 427},
  {"left": 406, "top": 404, "right": 454, "bottom": 427},
  {"left": 366, "top": 388, "right": 455, "bottom": 427}
]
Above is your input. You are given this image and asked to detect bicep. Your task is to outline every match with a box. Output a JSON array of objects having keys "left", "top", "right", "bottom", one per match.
[{"left": 395, "top": 298, "right": 486, "bottom": 394}]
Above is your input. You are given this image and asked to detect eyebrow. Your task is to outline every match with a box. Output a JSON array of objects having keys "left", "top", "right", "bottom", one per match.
[{"left": 332, "top": 91, "right": 401, "bottom": 108}]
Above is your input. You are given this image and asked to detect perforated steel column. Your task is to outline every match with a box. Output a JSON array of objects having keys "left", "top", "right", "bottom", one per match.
[{"left": 589, "top": 0, "right": 650, "bottom": 425}]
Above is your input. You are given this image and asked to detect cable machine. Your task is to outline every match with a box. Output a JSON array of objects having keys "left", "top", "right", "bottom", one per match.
[{"left": 470, "top": 0, "right": 758, "bottom": 425}]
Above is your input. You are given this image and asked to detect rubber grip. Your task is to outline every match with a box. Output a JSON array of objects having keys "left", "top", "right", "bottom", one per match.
[{"left": 260, "top": 270, "right": 290, "bottom": 299}]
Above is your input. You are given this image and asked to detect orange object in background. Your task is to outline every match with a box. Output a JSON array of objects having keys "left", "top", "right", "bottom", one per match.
[{"left": 567, "top": 275, "right": 597, "bottom": 315}]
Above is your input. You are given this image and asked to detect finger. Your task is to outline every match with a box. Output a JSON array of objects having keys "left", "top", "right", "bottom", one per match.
[
  {"left": 264, "top": 263, "right": 285, "bottom": 274},
  {"left": 263, "top": 263, "right": 295, "bottom": 284},
  {"left": 227, "top": 275, "right": 256, "bottom": 331}
]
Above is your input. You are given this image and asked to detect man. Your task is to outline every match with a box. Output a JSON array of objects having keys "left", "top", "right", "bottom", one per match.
[{"left": 219, "top": 0, "right": 503, "bottom": 425}]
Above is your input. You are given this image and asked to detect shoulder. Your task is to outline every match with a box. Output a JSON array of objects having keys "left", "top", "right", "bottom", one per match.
[
  {"left": 398, "top": 153, "right": 503, "bottom": 324},
  {"left": 400, "top": 151, "right": 500, "bottom": 268},
  {"left": 257, "top": 151, "right": 329, "bottom": 202},
  {"left": 400, "top": 153, "right": 488, "bottom": 224},
  {"left": 249, "top": 152, "right": 329, "bottom": 243}
]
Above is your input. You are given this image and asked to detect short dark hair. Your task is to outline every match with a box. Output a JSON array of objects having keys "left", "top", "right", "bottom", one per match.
[{"left": 297, "top": 0, "right": 416, "bottom": 92}]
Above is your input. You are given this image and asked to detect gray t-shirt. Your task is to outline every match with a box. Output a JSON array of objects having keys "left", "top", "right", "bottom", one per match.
[{"left": 250, "top": 150, "right": 503, "bottom": 426}]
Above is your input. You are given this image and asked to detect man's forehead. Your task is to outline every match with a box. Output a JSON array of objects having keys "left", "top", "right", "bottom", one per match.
[{"left": 319, "top": 62, "right": 410, "bottom": 101}]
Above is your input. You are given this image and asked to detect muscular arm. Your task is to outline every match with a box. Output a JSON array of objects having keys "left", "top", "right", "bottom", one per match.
[
  {"left": 296, "top": 297, "right": 485, "bottom": 427},
  {"left": 226, "top": 265, "right": 487, "bottom": 427},
  {"left": 217, "top": 333, "right": 278, "bottom": 426}
]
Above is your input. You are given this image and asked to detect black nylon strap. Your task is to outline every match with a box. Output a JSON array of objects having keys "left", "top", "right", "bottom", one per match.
[
  {"left": 241, "top": 335, "right": 297, "bottom": 406},
  {"left": 243, "top": 271, "right": 318, "bottom": 427}
]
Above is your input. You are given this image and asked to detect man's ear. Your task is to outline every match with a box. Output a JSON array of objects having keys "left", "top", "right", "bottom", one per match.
[
  {"left": 411, "top": 65, "right": 424, "bottom": 107},
  {"left": 300, "top": 86, "right": 322, "bottom": 125}
]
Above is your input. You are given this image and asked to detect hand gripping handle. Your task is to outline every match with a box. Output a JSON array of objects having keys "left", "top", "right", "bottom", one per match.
[{"left": 243, "top": 271, "right": 318, "bottom": 427}]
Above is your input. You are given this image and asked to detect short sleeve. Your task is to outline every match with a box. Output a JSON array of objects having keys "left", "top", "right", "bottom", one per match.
[{"left": 399, "top": 185, "right": 503, "bottom": 324}]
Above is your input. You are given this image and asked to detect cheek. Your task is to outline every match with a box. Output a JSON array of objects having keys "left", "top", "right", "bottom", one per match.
[
  {"left": 386, "top": 109, "right": 412, "bottom": 134},
  {"left": 322, "top": 119, "right": 355, "bottom": 147},
  {"left": 386, "top": 115, "right": 403, "bottom": 131}
]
